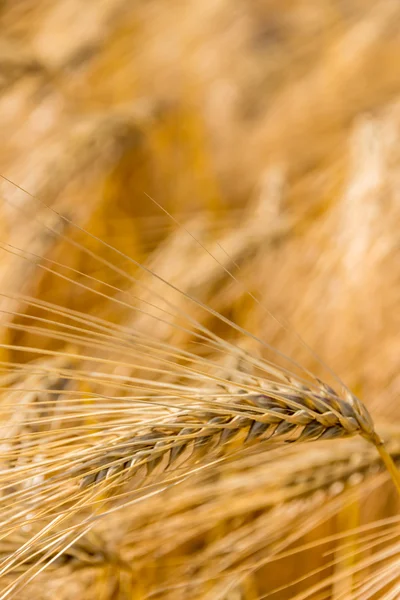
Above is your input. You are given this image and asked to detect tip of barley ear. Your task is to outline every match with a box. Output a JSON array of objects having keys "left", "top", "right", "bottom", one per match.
[{"left": 373, "top": 434, "right": 400, "bottom": 497}]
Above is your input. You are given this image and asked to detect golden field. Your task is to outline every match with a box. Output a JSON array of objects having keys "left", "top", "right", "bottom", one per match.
[{"left": 1, "top": 1, "right": 400, "bottom": 598}]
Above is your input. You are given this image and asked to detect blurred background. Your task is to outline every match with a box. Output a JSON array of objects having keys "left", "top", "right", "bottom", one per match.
[{"left": 1, "top": 1, "right": 400, "bottom": 598}]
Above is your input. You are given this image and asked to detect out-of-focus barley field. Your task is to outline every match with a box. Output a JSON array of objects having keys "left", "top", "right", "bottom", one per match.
[{"left": 1, "top": 1, "right": 400, "bottom": 599}]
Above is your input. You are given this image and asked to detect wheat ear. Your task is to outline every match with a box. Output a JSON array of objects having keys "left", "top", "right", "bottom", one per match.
[{"left": 77, "top": 376, "right": 400, "bottom": 497}]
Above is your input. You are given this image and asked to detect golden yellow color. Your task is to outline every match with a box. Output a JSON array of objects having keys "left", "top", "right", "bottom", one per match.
[{"left": 1, "top": 1, "right": 400, "bottom": 598}]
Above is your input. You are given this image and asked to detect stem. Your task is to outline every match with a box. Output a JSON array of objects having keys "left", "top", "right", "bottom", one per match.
[{"left": 375, "top": 438, "right": 400, "bottom": 497}]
